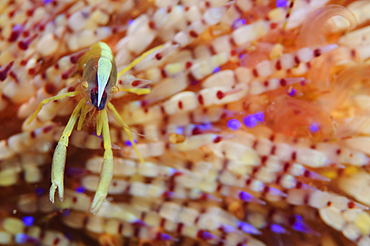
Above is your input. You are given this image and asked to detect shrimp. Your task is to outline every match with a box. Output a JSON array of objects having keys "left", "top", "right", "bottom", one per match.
[{"left": 27, "top": 42, "right": 164, "bottom": 213}]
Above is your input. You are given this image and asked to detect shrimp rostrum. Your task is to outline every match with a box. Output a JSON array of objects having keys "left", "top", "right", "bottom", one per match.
[{"left": 27, "top": 42, "right": 165, "bottom": 213}]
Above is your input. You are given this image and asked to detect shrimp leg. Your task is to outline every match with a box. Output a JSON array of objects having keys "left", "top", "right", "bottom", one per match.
[
  {"left": 27, "top": 91, "right": 80, "bottom": 124},
  {"left": 49, "top": 99, "right": 85, "bottom": 203},
  {"left": 90, "top": 108, "right": 114, "bottom": 213},
  {"left": 108, "top": 102, "right": 144, "bottom": 164}
]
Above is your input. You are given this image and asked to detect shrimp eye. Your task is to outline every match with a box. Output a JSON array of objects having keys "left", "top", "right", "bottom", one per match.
[
  {"left": 111, "top": 86, "right": 119, "bottom": 94},
  {"left": 91, "top": 87, "right": 107, "bottom": 111},
  {"left": 82, "top": 81, "right": 88, "bottom": 90}
]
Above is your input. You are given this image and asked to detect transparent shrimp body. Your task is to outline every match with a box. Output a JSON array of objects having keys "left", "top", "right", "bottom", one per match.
[{"left": 27, "top": 42, "right": 163, "bottom": 213}]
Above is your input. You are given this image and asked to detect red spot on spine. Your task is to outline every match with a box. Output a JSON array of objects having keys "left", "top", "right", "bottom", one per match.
[
  {"left": 185, "top": 61, "right": 192, "bottom": 69},
  {"left": 9, "top": 71, "right": 19, "bottom": 83},
  {"left": 192, "top": 127, "right": 201, "bottom": 135},
  {"left": 118, "top": 223, "right": 123, "bottom": 234},
  {"left": 132, "top": 80, "right": 140, "bottom": 87},
  {"left": 294, "top": 56, "right": 300, "bottom": 65},
  {"left": 26, "top": 9, "right": 34, "bottom": 16},
  {"left": 198, "top": 94, "right": 204, "bottom": 105},
  {"left": 291, "top": 151, "right": 297, "bottom": 160},
  {"left": 134, "top": 227, "right": 140, "bottom": 237},
  {"left": 18, "top": 34, "right": 38, "bottom": 50},
  {"left": 155, "top": 53, "right": 163, "bottom": 60},
  {"left": 303, "top": 170, "right": 310, "bottom": 178},
  {"left": 216, "top": 90, "right": 224, "bottom": 99},
  {"left": 0, "top": 61, "right": 14, "bottom": 81},
  {"left": 347, "top": 201, "right": 355, "bottom": 209},
  {"left": 177, "top": 223, "right": 184, "bottom": 233},
  {"left": 8, "top": 25, "right": 23, "bottom": 42},
  {"left": 283, "top": 162, "right": 290, "bottom": 172},
  {"left": 313, "top": 49, "right": 321, "bottom": 57},
  {"left": 189, "top": 30, "right": 198, "bottom": 38},
  {"left": 178, "top": 101, "right": 183, "bottom": 109},
  {"left": 161, "top": 68, "right": 167, "bottom": 78},
  {"left": 213, "top": 136, "right": 222, "bottom": 143},
  {"left": 148, "top": 20, "right": 155, "bottom": 29},
  {"left": 280, "top": 79, "right": 287, "bottom": 86},
  {"left": 28, "top": 68, "right": 36, "bottom": 75},
  {"left": 53, "top": 238, "right": 60, "bottom": 245},
  {"left": 23, "top": 30, "right": 29, "bottom": 38},
  {"left": 70, "top": 52, "right": 85, "bottom": 64},
  {"left": 216, "top": 184, "right": 222, "bottom": 192},
  {"left": 270, "top": 22, "right": 278, "bottom": 29},
  {"left": 275, "top": 60, "right": 282, "bottom": 70},
  {"left": 275, "top": 175, "right": 281, "bottom": 184},
  {"left": 43, "top": 125, "right": 54, "bottom": 133},
  {"left": 252, "top": 68, "right": 259, "bottom": 77},
  {"left": 270, "top": 146, "right": 276, "bottom": 155},
  {"left": 160, "top": 218, "right": 166, "bottom": 227}
]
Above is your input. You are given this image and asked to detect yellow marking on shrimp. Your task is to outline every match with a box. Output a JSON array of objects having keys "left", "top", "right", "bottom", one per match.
[
  {"left": 117, "top": 45, "right": 164, "bottom": 78},
  {"left": 27, "top": 91, "right": 80, "bottom": 124},
  {"left": 28, "top": 41, "right": 166, "bottom": 213}
]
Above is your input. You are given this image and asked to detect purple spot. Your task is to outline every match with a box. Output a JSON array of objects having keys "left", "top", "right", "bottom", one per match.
[
  {"left": 243, "top": 115, "right": 257, "bottom": 128},
  {"left": 176, "top": 127, "right": 184, "bottom": 135},
  {"left": 293, "top": 215, "right": 314, "bottom": 233},
  {"left": 191, "top": 79, "right": 199, "bottom": 85},
  {"left": 221, "top": 224, "right": 236, "bottom": 233},
  {"left": 159, "top": 233, "right": 172, "bottom": 241},
  {"left": 125, "top": 139, "right": 137, "bottom": 146},
  {"left": 15, "top": 234, "right": 38, "bottom": 244},
  {"left": 254, "top": 112, "right": 264, "bottom": 122},
  {"left": 227, "top": 119, "right": 241, "bottom": 131},
  {"left": 212, "top": 67, "right": 220, "bottom": 73},
  {"left": 62, "top": 209, "right": 70, "bottom": 216},
  {"left": 128, "top": 19, "right": 134, "bottom": 25},
  {"left": 238, "top": 222, "right": 259, "bottom": 234},
  {"left": 132, "top": 219, "right": 146, "bottom": 226},
  {"left": 44, "top": 0, "right": 53, "bottom": 4},
  {"left": 200, "top": 231, "right": 214, "bottom": 240},
  {"left": 309, "top": 123, "right": 319, "bottom": 133},
  {"left": 271, "top": 224, "right": 287, "bottom": 234},
  {"left": 232, "top": 18, "right": 246, "bottom": 29},
  {"left": 66, "top": 167, "right": 87, "bottom": 177},
  {"left": 243, "top": 112, "right": 264, "bottom": 128},
  {"left": 15, "top": 234, "right": 29, "bottom": 244},
  {"left": 65, "top": 232, "right": 73, "bottom": 240},
  {"left": 288, "top": 88, "right": 296, "bottom": 96},
  {"left": 35, "top": 188, "right": 44, "bottom": 197},
  {"left": 75, "top": 186, "right": 85, "bottom": 193},
  {"left": 197, "top": 123, "right": 212, "bottom": 130},
  {"left": 276, "top": 0, "right": 288, "bottom": 8},
  {"left": 238, "top": 191, "right": 253, "bottom": 201},
  {"left": 22, "top": 216, "right": 34, "bottom": 226}
]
